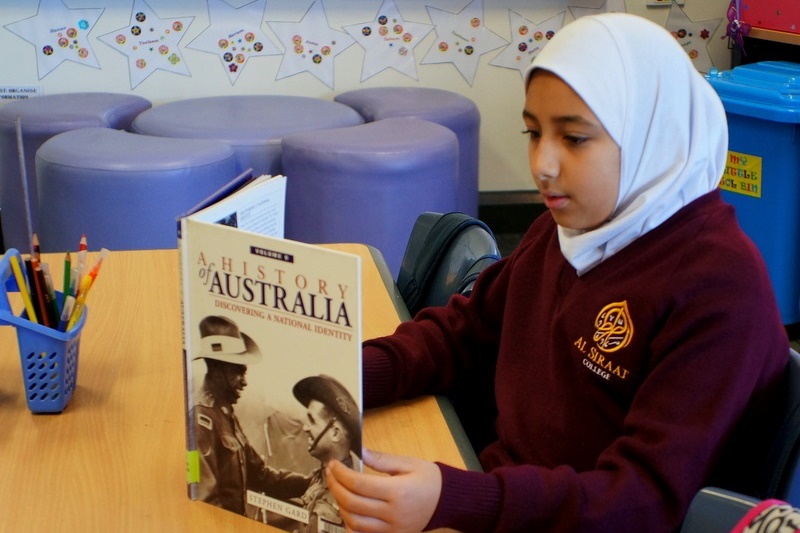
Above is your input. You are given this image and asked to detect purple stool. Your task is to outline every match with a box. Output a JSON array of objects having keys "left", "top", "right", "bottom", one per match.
[
  {"left": 131, "top": 95, "right": 364, "bottom": 178},
  {"left": 281, "top": 118, "right": 459, "bottom": 277},
  {"left": 0, "top": 93, "right": 152, "bottom": 250},
  {"left": 335, "top": 87, "right": 480, "bottom": 216},
  {"left": 36, "top": 128, "right": 237, "bottom": 252}
]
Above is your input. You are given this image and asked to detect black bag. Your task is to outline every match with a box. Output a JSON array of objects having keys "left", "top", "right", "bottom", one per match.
[{"left": 397, "top": 212, "right": 500, "bottom": 317}]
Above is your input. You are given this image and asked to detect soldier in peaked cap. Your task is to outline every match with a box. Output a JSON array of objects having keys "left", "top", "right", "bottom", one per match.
[
  {"left": 289, "top": 375, "right": 361, "bottom": 533},
  {"left": 191, "top": 315, "right": 308, "bottom": 516}
]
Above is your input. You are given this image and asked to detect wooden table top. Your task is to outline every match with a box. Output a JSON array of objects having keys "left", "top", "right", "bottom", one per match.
[{"left": 0, "top": 246, "right": 465, "bottom": 532}]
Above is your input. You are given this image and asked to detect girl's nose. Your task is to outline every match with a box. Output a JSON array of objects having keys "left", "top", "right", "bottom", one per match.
[{"left": 529, "top": 139, "right": 558, "bottom": 183}]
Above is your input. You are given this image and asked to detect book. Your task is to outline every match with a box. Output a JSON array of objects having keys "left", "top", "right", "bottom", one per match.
[{"left": 178, "top": 170, "right": 362, "bottom": 533}]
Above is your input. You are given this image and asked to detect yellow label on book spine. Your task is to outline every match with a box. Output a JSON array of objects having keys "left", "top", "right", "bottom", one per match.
[{"left": 187, "top": 450, "right": 200, "bottom": 483}]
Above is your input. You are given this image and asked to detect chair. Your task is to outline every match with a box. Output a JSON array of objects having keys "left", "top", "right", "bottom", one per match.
[
  {"left": 35, "top": 128, "right": 237, "bottom": 251},
  {"left": 759, "top": 348, "right": 800, "bottom": 504},
  {"left": 680, "top": 488, "right": 760, "bottom": 533},
  {"left": 396, "top": 211, "right": 501, "bottom": 455},
  {"left": 0, "top": 92, "right": 152, "bottom": 250},
  {"left": 131, "top": 95, "right": 363, "bottom": 177},
  {"left": 396, "top": 211, "right": 500, "bottom": 318},
  {"left": 680, "top": 348, "right": 800, "bottom": 532},
  {"left": 280, "top": 118, "right": 460, "bottom": 278},
  {"left": 335, "top": 87, "right": 481, "bottom": 216}
]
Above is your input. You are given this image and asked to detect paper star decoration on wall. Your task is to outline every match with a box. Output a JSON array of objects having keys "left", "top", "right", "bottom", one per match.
[
  {"left": 98, "top": 0, "right": 193, "bottom": 89},
  {"left": 268, "top": 1, "right": 354, "bottom": 89},
  {"left": 5, "top": 0, "right": 103, "bottom": 79},
  {"left": 420, "top": 0, "right": 508, "bottom": 86},
  {"left": 187, "top": 0, "right": 280, "bottom": 85},
  {"left": 342, "top": 0, "right": 434, "bottom": 81},
  {"left": 490, "top": 10, "right": 566, "bottom": 77},
  {"left": 666, "top": 2, "right": 721, "bottom": 73},
  {"left": 569, "top": 0, "right": 628, "bottom": 20}
]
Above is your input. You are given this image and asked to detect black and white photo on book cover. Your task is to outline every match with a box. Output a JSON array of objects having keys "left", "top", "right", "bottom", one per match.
[{"left": 180, "top": 201, "right": 362, "bottom": 533}]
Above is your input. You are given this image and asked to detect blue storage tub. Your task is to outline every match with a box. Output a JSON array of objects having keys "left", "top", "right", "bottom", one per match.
[{"left": 706, "top": 61, "right": 800, "bottom": 324}]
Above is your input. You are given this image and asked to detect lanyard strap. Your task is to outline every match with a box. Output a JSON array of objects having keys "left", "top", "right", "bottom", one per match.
[{"left": 725, "top": 0, "right": 751, "bottom": 53}]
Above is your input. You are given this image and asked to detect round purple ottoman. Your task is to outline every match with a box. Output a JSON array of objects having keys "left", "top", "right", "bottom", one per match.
[
  {"left": 36, "top": 128, "right": 237, "bottom": 252},
  {"left": 131, "top": 95, "right": 364, "bottom": 178},
  {"left": 281, "top": 118, "right": 459, "bottom": 277},
  {"left": 335, "top": 87, "right": 480, "bottom": 216},
  {"left": 0, "top": 93, "right": 152, "bottom": 250}
]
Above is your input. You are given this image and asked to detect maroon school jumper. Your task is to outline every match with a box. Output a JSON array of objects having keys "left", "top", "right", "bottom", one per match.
[{"left": 363, "top": 190, "right": 788, "bottom": 533}]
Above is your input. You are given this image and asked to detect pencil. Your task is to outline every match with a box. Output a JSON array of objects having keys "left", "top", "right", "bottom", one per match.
[
  {"left": 32, "top": 262, "right": 54, "bottom": 328},
  {"left": 9, "top": 254, "right": 38, "bottom": 324},
  {"left": 32, "top": 233, "right": 41, "bottom": 264},
  {"left": 24, "top": 258, "right": 43, "bottom": 324}
]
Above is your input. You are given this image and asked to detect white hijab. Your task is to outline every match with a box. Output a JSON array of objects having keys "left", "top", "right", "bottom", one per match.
[{"left": 525, "top": 13, "right": 728, "bottom": 275}]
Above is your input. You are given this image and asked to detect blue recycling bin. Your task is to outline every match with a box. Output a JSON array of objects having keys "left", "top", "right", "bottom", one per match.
[{"left": 706, "top": 61, "right": 800, "bottom": 324}]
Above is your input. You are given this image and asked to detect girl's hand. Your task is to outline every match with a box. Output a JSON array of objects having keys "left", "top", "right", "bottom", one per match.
[{"left": 326, "top": 448, "right": 442, "bottom": 533}]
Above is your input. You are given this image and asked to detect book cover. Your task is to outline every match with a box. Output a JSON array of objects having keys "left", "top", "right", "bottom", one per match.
[{"left": 178, "top": 175, "right": 362, "bottom": 533}]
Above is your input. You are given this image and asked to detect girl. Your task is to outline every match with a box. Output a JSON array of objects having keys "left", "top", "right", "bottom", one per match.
[{"left": 327, "top": 13, "right": 789, "bottom": 533}]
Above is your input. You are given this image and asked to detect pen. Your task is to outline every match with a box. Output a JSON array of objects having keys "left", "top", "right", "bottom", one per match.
[
  {"left": 76, "top": 234, "right": 88, "bottom": 291},
  {"left": 69, "top": 266, "right": 79, "bottom": 298},
  {"left": 62, "top": 251, "right": 71, "bottom": 311},
  {"left": 67, "top": 248, "right": 109, "bottom": 331},
  {"left": 41, "top": 262, "right": 60, "bottom": 326},
  {"left": 9, "top": 254, "right": 38, "bottom": 324},
  {"left": 58, "top": 295, "right": 75, "bottom": 332}
]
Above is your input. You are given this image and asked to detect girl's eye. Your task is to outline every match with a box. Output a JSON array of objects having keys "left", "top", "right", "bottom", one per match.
[
  {"left": 521, "top": 128, "right": 541, "bottom": 139},
  {"left": 565, "top": 135, "right": 588, "bottom": 145}
]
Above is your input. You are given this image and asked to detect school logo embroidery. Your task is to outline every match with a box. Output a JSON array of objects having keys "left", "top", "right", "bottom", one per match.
[
  {"left": 572, "top": 301, "right": 634, "bottom": 381},
  {"left": 593, "top": 301, "right": 633, "bottom": 353}
]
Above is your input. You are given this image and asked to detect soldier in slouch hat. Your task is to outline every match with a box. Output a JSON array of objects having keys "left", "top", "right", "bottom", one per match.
[
  {"left": 191, "top": 315, "right": 308, "bottom": 515},
  {"left": 290, "top": 374, "right": 361, "bottom": 533}
]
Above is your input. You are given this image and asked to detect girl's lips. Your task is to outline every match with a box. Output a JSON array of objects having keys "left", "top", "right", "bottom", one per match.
[{"left": 542, "top": 193, "right": 568, "bottom": 210}]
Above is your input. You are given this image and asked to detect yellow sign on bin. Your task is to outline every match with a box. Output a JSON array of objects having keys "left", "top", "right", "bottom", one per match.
[{"left": 719, "top": 150, "right": 762, "bottom": 198}]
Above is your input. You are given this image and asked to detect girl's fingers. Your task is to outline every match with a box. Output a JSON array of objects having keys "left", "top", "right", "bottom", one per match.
[
  {"left": 327, "top": 460, "right": 391, "bottom": 517},
  {"left": 361, "top": 448, "right": 415, "bottom": 476},
  {"left": 328, "top": 458, "right": 401, "bottom": 502},
  {"left": 337, "top": 506, "right": 392, "bottom": 533}
]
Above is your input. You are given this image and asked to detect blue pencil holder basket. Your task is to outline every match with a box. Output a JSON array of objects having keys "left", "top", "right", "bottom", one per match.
[{"left": 0, "top": 248, "right": 87, "bottom": 413}]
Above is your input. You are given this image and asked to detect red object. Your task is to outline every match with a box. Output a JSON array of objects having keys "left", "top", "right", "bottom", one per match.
[{"left": 741, "top": 0, "right": 800, "bottom": 34}]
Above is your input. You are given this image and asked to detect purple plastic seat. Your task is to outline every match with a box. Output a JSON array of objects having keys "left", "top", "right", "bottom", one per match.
[
  {"left": 36, "top": 128, "right": 236, "bottom": 252},
  {"left": 0, "top": 93, "right": 152, "bottom": 250},
  {"left": 131, "top": 95, "right": 364, "bottom": 178},
  {"left": 281, "top": 118, "right": 459, "bottom": 277},
  {"left": 335, "top": 87, "right": 480, "bottom": 216}
]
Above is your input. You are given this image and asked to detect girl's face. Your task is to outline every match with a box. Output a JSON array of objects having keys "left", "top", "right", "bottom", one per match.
[{"left": 524, "top": 70, "right": 621, "bottom": 231}]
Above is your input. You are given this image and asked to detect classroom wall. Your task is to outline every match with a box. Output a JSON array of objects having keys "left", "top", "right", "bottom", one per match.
[{"left": 0, "top": 0, "right": 733, "bottom": 192}]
